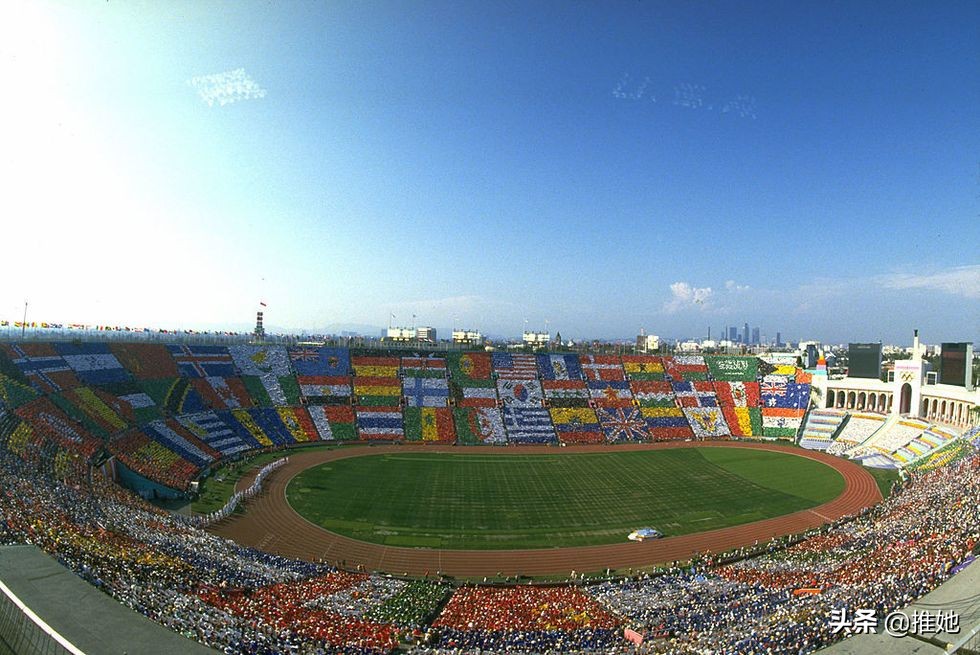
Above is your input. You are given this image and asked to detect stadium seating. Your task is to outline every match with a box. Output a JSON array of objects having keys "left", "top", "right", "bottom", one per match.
[
  {"left": 403, "top": 407, "right": 456, "bottom": 443},
  {"left": 549, "top": 407, "right": 604, "bottom": 444},
  {"left": 452, "top": 406, "right": 507, "bottom": 445},
  {"left": 502, "top": 406, "right": 556, "bottom": 444},
  {"left": 798, "top": 409, "right": 847, "bottom": 451},
  {"left": 1, "top": 338, "right": 979, "bottom": 655},
  {"left": 827, "top": 413, "right": 887, "bottom": 456}
]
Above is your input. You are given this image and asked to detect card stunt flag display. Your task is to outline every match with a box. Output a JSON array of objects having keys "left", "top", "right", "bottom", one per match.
[
  {"left": 447, "top": 352, "right": 494, "bottom": 384},
  {"left": 706, "top": 356, "right": 759, "bottom": 382},
  {"left": 496, "top": 379, "right": 544, "bottom": 406},
  {"left": 402, "top": 377, "right": 450, "bottom": 407},
  {"left": 549, "top": 407, "right": 603, "bottom": 443},
  {"left": 452, "top": 406, "right": 506, "bottom": 444},
  {"left": 621, "top": 356, "right": 665, "bottom": 381},
  {"left": 580, "top": 355, "right": 625, "bottom": 381},
  {"left": 502, "top": 406, "right": 556, "bottom": 443},
  {"left": 288, "top": 347, "right": 351, "bottom": 376},
  {"left": 596, "top": 407, "right": 651, "bottom": 443},
  {"left": 491, "top": 353, "right": 539, "bottom": 380},
  {"left": 537, "top": 354, "right": 583, "bottom": 380},
  {"left": 404, "top": 407, "right": 456, "bottom": 442}
]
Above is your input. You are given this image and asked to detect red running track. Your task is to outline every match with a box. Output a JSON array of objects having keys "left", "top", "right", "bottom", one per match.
[{"left": 209, "top": 441, "right": 882, "bottom": 578}]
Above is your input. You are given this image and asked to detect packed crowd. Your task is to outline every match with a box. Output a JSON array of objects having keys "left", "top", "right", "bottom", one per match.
[
  {"left": 1, "top": 415, "right": 978, "bottom": 654},
  {"left": 0, "top": 447, "right": 446, "bottom": 654}
]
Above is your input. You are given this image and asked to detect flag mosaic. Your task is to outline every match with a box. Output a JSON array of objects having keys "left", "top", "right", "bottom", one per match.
[
  {"left": 712, "top": 381, "right": 760, "bottom": 408},
  {"left": 502, "top": 406, "right": 556, "bottom": 444},
  {"left": 60, "top": 387, "right": 128, "bottom": 435},
  {"left": 402, "top": 377, "right": 450, "bottom": 407},
  {"left": 400, "top": 356, "right": 447, "bottom": 378},
  {"left": 54, "top": 342, "right": 131, "bottom": 385},
  {"left": 762, "top": 413, "right": 804, "bottom": 439},
  {"left": 761, "top": 380, "right": 810, "bottom": 410},
  {"left": 580, "top": 355, "right": 625, "bottom": 381},
  {"left": 449, "top": 381, "right": 499, "bottom": 408},
  {"left": 706, "top": 356, "right": 759, "bottom": 382},
  {"left": 640, "top": 406, "right": 692, "bottom": 440},
  {"left": 496, "top": 379, "right": 544, "bottom": 406},
  {"left": 14, "top": 397, "right": 100, "bottom": 456},
  {"left": 541, "top": 380, "right": 590, "bottom": 407},
  {"left": 621, "top": 356, "right": 665, "bottom": 381},
  {"left": 355, "top": 406, "right": 404, "bottom": 441},
  {"left": 177, "top": 411, "right": 252, "bottom": 457},
  {"left": 228, "top": 346, "right": 290, "bottom": 406},
  {"left": 0, "top": 371, "right": 38, "bottom": 409},
  {"left": 447, "top": 352, "right": 494, "bottom": 384},
  {"left": 352, "top": 356, "right": 400, "bottom": 378},
  {"left": 663, "top": 355, "right": 709, "bottom": 381},
  {"left": 191, "top": 377, "right": 254, "bottom": 410},
  {"left": 452, "top": 407, "right": 506, "bottom": 445},
  {"left": 586, "top": 380, "right": 633, "bottom": 407},
  {"left": 491, "top": 353, "right": 540, "bottom": 380},
  {"left": 298, "top": 376, "right": 353, "bottom": 405},
  {"left": 225, "top": 409, "right": 274, "bottom": 448},
  {"left": 549, "top": 407, "right": 603, "bottom": 444},
  {"left": 307, "top": 405, "right": 357, "bottom": 441},
  {"left": 629, "top": 380, "right": 676, "bottom": 407},
  {"left": 147, "top": 378, "right": 206, "bottom": 415},
  {"left": 277, "top": 407, "right": 320, "bottom": 443},
  {"left": 536, "top": 354, "right": 583, "bottom": 380},
  {"left": 288, "top": 346, "right": 351, "bottom": 376},
  {"left": 3, "top": 343, "right": 81, "bottom": 393},
  {"left": 109, "top": 344, "right": 179, "bottom": 380},
  {"left": 353, "top": 376, "right": 402, "bottom": 406},
  {"left": 671, "top": 381, "right": 718, "bottom": 407},
  {"left": 404, "top": 407, "right": 456, "bottom": 443},
  {"left": 723, "top": 406, "right": 764, "bottom": 437},
  {"left": 166, "top": 345, "right": 235, "bottom": 378},
  {"left": 142, "top": 419, "right": 217, "bottom": 467},
  {"left": 596, "top": 406, "right": 651, "bottom": 443},
  {"left": 683, "top": 407, "right": 732, "bottom": 438},
  {"left": 248, "top": 408, "right": 298, "bottom": 447}
]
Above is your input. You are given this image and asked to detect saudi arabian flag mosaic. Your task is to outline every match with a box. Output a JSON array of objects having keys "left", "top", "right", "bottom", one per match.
[{"left": 706, "top": 356, "right": 759, "bottom": 382}]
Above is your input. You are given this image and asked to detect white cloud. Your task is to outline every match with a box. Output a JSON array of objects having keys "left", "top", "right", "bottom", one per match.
[
  {"left": 189, "top": 68, "right": 266, "bottom": 107},
  {"left": 724, "top": 280, "right": 750, "bottom": 292},
  {"left": 876, "top": 265, "right": 980, "bottom": 299},
  {"left": 663, "top": 282, "right": 713, "bottom": 314}
]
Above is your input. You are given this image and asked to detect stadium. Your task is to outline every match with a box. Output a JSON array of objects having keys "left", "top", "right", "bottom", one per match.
[
  {"left": 3, "top": 1, "right": 979, "bottom": 654},
  {"left": 1, "top": 335, "right": 978, "bottom": 654}
]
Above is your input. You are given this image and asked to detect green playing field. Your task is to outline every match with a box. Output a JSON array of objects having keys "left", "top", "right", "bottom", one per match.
[{"left": 286, "top": 447, "right": 845, "bottom": 549}]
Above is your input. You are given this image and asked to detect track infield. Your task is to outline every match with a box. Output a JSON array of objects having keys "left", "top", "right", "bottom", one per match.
[
  {"left": 210, "top": 441, "right": 882, "bottom": 577},
  {"left": 285, "top": 448, "right": 845, "bottom": 549}
]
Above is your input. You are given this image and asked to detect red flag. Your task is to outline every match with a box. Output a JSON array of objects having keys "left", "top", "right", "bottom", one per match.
[{"left": 624, "top": 628, "right": 644, "bottom": 645}]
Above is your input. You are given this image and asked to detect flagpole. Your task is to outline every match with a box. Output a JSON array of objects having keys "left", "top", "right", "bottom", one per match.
[{"left": 22, "top": 299, "right": 27, "bottom": 339}]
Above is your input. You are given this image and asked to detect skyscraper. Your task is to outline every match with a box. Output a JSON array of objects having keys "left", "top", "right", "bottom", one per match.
[
  {"left": 751, "top": 327, "right": 760, "bottom": 345},
  {"left": 743, "top": 323, "right": 750, "bottom": 344},
  {"left": 729, "top": 327, "right": 737, "bottom": 342},
  {"left": 776, "top": 331, "right": 782, "bottom": 347}
]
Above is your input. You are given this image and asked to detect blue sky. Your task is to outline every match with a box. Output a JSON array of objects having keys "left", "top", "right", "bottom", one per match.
[{"left": 1, "top": 1, "right": 977, "bottom": 344}]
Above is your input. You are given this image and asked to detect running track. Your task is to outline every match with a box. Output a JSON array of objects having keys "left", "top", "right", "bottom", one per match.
[{"left": 210, "top": 441, "right": 882, "bottom": 578}]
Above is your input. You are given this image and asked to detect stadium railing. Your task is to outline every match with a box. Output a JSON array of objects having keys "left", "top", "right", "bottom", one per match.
[
  {"left": 948, "top": 622, "right": 980, "bottom": 654},
  {"left": 0, "top": 579, "right": 84, "bottom": 655}
]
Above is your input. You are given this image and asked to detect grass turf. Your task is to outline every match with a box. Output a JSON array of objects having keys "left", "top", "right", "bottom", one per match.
[{"left": 286, "top": 447, "right": 846, "bottom": 550}]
